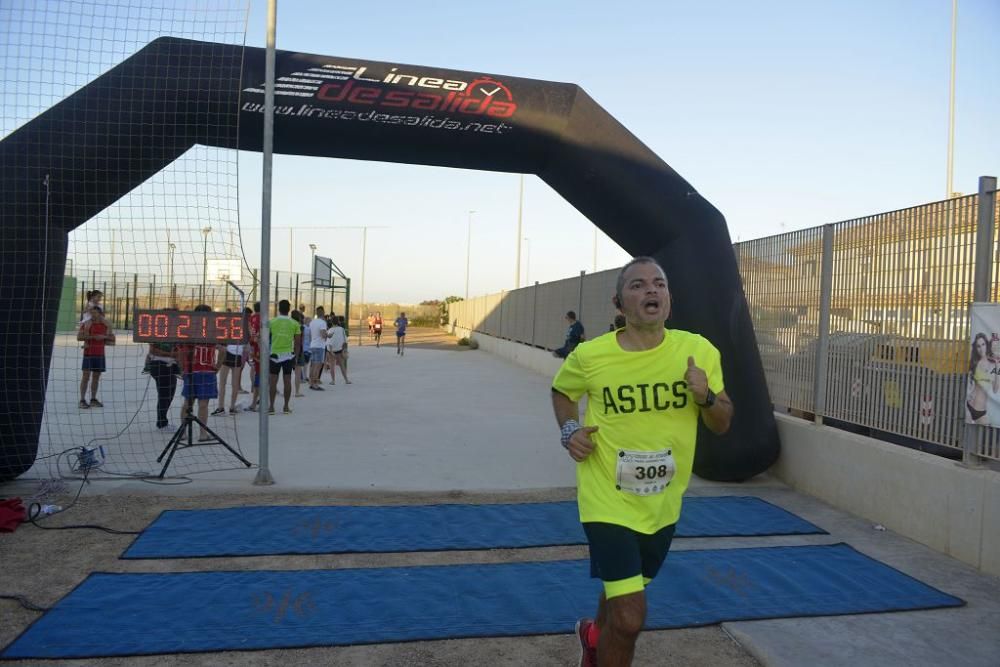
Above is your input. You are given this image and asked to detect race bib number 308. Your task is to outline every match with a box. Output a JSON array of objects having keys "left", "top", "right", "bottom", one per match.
[{"left": 616, "top": 448, "right": 675, "bottom": 496}]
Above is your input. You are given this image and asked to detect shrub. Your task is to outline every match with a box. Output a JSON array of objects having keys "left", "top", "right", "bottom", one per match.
[
  {"left": 468, "top": 338, "right": 479, "bottom": 350},
  {"left": 458, "top": 337, "right": 470, "bottom": 346}
]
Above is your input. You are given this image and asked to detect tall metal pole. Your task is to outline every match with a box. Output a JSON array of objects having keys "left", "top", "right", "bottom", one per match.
[
  {"left": 254, "top": 0, "right": 277, "bottom": 486},
  {"left": 524, "top": 237, "right": 530, "bottom": 285},
  {"left": 813, "top": 224, "right": 835, "bottom": 424},
  {"left": 593, "top": 228, "right": 598, "bottom": 273},
  {"left": 972, "top": 176, "right": 997, "bottom": 303},
  {"left": 964, "top": 175, "right": 998, "bottom": 466},
  {"left": 309, "top": 243, "right": 317, "bottom": 312},
  {"left": 358, "top": 227, "right": 367, "bottom": 344},
  {"left": 201, "top": 227, "right": 211, "bottom": 303},
  {"left": 946, "top": 0, "right": 958, "bottom": 198},
  {"left": 515, "top": 175, "right": 523, "bottom": 288},
  {"left": 465, "top": 210, "right": 475, "bottom": 300},
  {"left": 167, "top": 243, "right": 175, "bottom": 299},
  {"left": 165, "top": 229, "right": 170, "bottom": 291}
]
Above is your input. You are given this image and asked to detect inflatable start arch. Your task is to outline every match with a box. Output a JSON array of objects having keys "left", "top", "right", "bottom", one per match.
[{"left": 0, "top": 37, "right": 779, "bottom": 482}]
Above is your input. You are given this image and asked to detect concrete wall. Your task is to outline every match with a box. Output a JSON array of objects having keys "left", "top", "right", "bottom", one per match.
[
  {"left": 451, "top": 325, "right": 564, "bottom": 378},
  {"left": 454, "top": 326, "right": 1000, "bottom": 578},
  {"left": 772, "top": 413, "right": 1000, "bottom": 577}
]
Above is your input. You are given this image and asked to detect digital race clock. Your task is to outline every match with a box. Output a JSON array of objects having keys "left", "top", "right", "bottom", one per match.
[{"left": 132, "top": 309, "right": 247, "bottom": 344}]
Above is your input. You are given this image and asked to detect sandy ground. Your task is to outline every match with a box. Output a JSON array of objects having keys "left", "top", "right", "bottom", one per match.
[{"left": 1, "top": 489, "right": 759, "bottom": 667}]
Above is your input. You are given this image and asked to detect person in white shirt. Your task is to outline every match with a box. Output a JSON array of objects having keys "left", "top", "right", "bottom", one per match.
[
  {"left": 79, "top": 289, "right": 103, "bottom": 325},
  {"left": 325, "top": 316, "right": 351, "bottom": 385},
  {"left": 213, "top": 341, "right": 245, "bottom": 415},
  {"left": 307, "top": 306, "right": 329, "bottom": 391},
  {"left": 299, "top": 311, "right": 312, "bottom": 391}
]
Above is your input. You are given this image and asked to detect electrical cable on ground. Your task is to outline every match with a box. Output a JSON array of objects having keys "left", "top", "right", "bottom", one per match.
[{"left": 0, "top": 594, "right": 49, "bottom": 613}]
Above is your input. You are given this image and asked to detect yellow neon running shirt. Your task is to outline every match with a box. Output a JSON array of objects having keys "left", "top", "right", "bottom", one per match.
[{"left": 552, "top": 328, "right": 724, "bottom": 534}]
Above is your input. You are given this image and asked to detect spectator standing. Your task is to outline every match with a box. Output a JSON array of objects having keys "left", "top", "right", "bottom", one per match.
[
  {"left": 147, "top": 338, "right": 178, "bottom": 429},
  {"left": 78, "top": 306, "right": 114, "bottom": 408},
  {"left": 213, "top": 340, "right": 244, "bottom": 415},
  {"left": 179, "top": 304, "right": 220, "bottom": 441},
  {"left": 308, "top": 306, "right": 328, "bottom": 391},
  {"left": 79, "top": 289, "right": 104, "bottom": 325},
  {"left": 325, "top": 315, "right": 351, "bottom": 384},
  {"left": 554, "top": 311, "right": 585, "bottom": 358},
  {"left": 239, "top": 306, "right": 253, "bottom": 394},
  {"left": 268, "top": 299, "right": 302, "bottom": 414},
  {"left": 291, "top": 309, "right": 307, "bottom": 397},
  {"left": 299, "top": 310, "right": 312, "bottom": 389},
  {"left": 247, "top": 302, "right": 261, "bottom": 411}
]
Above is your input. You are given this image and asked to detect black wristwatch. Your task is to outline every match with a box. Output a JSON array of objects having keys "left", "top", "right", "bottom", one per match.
[{"left": 695, "top": 389, "right": 716, "bottom": 408}]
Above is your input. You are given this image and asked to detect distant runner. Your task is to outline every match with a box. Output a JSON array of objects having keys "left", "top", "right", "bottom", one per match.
[
  {"left": 394, "top": 312, "right": 408, "bottom": 356},
  {"left": 373, "top": 312, "right": 383, "bottom": 348}
]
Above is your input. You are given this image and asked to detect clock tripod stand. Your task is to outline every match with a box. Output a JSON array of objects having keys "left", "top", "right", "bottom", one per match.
[{"left": 156, "top": 405, "right": 252, "bottom": 479}]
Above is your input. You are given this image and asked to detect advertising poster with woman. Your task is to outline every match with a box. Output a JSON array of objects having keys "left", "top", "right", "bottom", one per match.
[{"left": 966, "top": 304, "right": 1000, "bottom": 426}]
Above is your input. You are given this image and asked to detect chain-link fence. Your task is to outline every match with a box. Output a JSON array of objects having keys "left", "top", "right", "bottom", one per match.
[{"left": 63, "top": 266, "right": 356, "bottom": 332}]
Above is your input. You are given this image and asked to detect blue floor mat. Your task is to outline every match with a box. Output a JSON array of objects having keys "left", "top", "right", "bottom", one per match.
[
  {"left": 122, "top": 496, "right": 826, "bottom": 559},
  {"left": 3, "top": 543, "right": 962, "bottom": 659}
]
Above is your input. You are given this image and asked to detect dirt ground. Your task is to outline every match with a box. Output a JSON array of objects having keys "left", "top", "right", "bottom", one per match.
[{"left": 0, "top": 487, "right": 760, "bottom": 667}]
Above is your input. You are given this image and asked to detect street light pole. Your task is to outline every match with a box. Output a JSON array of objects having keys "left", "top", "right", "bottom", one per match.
[
  {"left": 946, "top": 0, "right": 958, "bottom": 198},
  {"left": 201, "top": 226, "right": 212, "bottom": 303},
  {"left": 465, "top": 210, "right": 476, "bottom": 300},
  {"left": 167, "top": 243, "right": 176, "bottom": 307},
  {"left": 240, "top": 224, "right": 387, "bottom": 339},
  {"left": 309, "top": 243, "right": 317, "bottom": 312},
  {"left": 524, "top": 237, "right": 530, "bottom": 285},
  {"left": 593, "top": 227, "right": 598, "bottom": 273},
  {"left": 515, "top": 175, "right": 523, "bottom": 288},
  {"left": 359, "top": 227, "right": 367, "bottom": 340},
  {"left": 255, "top": 0, "right": 277, "bottom": 486}
]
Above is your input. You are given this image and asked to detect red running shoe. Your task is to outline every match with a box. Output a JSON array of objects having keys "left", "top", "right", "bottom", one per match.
[{"left": 575, "top": 618, "right": 598, "bottom": 667}]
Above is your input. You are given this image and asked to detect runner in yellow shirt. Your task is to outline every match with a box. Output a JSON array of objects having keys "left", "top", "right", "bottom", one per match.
[{"left": 552, "top": 257, "right": 733, "bottom": 667}]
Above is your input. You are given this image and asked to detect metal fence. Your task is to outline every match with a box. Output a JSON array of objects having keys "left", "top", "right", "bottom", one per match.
[
  {"left": 448, "top": 270, "right": 621, "bottom": 351},
  {"left": 64, "top": 268, "right": 351, "bottom": 331},
  {"left": 450, "top": 179, "right": 1000, "bottom": 461}
]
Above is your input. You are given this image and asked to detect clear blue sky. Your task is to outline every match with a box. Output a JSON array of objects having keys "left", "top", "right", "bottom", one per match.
[
  {"left": 5, "top": 2, "right": 997, "bottom": 304},
  {"left": 234, "top": 0, "right": 999, "bottom": 303}
]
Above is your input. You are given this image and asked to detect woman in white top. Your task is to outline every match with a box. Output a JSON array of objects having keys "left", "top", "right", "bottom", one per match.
[
  {"left": 325, "top": 316, "right": 351, "bottom": 385},
  {"left": 213, "top": 342, "right": 245, "bottom": 415}
]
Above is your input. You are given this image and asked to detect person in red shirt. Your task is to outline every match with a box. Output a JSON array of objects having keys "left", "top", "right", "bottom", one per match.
[
  {"left": 179, "top": 304, "right": 221, "bottom": 441},
  {"left": 77, "top": 306, "right": 115, "bottom": 408},
  {"left": 373, "top": 311, "right": 383, "bottom": 348},
  {"left": 247, "top": 301, "right": 261, "bottom": 412}
]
